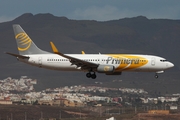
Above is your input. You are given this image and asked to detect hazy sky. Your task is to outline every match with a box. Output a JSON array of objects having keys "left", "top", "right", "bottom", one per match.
[{"left": 0, "top": 0, "right": 180, "bottom": 23}]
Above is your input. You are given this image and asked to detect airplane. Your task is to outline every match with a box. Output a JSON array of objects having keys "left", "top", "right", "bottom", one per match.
[{"left": 6, "top": 24, "right": 174, "bottom": 79}]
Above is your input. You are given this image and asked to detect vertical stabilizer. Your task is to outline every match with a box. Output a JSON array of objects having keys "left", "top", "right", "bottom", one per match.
[{"left": 13, "top": 24, "right": 49, "bottom": 55}]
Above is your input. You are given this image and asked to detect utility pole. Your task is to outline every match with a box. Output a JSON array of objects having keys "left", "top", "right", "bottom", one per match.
[
  {"left": 59, "top": 110, "right": 61, "bottom": 119},
  {"left": 147, "top": 106, "right": 149, "bottom": 111},
  {"left": 107, "top": 108, "right": 109, "bottom": 115},
  {"left": 143, "top": 106, "right": 145, "bottom": 111},
  {"left": 135, "top": 106, "right": 137, "bottom": 114},
  {"left": 165, "top": 104, "right": 166, "bottom": 110},
  {"left": 99, "top": 107, "right": 103, "bottom": 117},
  {"left": 11, "top": 113, "right": 13, "bottom": 120},
  {"left": 41, "top": 111, "right": 43, "bottom": 119},
  {"left": 80, "top": 109, "right": 81, "bottom": 119},
  {"left": 25, "top": 112, "right": 27, "bottom": 120}
]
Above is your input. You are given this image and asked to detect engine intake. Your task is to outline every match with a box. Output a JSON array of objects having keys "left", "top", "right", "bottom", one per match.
[{"left": 97, "top": 65, "right": 114, "bottom": 73}]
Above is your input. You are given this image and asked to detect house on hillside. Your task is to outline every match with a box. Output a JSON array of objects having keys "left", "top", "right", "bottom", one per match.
[{"left": 0, "top": 100, "right": 12, "bottom": 105}]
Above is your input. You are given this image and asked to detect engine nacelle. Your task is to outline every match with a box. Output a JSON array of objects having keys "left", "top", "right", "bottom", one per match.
[{"left": 97, "top": 65, "right": 114, "bottom": 73}]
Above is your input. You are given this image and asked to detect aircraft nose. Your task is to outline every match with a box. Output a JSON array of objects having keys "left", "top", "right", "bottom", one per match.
[{"left": 168, "top": 62, "right": 174, "bottom": 68}]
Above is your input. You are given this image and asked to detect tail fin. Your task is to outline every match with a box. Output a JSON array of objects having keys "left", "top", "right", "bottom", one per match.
[{"left": 13, "top": 24, "right": 49, "bottom": 55}]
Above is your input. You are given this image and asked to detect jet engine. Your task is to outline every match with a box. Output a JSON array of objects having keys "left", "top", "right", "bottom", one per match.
[{"left": 97, "top": 65, "right": 114, "bottom": 73}]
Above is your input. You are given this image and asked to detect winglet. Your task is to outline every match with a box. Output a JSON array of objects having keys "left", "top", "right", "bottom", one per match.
[
  {"left": 81, "top": 51, "right": 85, "bottom": 54},
  {"left": 50, "top": 42, "right": 59, "bottom": 54}
]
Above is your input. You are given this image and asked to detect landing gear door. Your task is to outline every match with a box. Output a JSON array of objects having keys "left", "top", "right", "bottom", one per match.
[{"left": 151, "top": 57, "right": 156, "bottom": 66}]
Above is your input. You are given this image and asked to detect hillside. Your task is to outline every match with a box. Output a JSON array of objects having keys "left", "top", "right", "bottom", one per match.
[{"left": 0, "top": 13, "right": 179, "bottom": 94}]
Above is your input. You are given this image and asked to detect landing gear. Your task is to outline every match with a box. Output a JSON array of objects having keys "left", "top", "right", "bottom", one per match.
[
  {"left": 155, "top": 74, "right": 158, "bottom": 79},
  {"left": 154, "top": 71, "right": 164, "bottom": 79},
  {"left": 86, "top": 72, "right": 97, "bottom": 79},
  {"left": 91, "top": 74, "right": 97, "bottom": 79},
  {"left": 86, "top": 73, "right": 91, "bottom": 78}
]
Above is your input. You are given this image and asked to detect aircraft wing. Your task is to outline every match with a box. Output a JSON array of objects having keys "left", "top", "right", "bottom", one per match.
[{"left": 50, "top": 42, "right": 98, "bottom": 70}]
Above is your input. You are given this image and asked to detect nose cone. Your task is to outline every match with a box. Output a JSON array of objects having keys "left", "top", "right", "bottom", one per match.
[{"left": 168, "top": 62, "right": 174, "bottom": 68}]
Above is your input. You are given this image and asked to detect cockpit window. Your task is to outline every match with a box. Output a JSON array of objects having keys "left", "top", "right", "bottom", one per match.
[{"left": 160, "top": 59, "right": 168, "bottom": 62}]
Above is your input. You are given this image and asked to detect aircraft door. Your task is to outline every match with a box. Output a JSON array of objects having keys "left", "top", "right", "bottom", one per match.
[
  {"left": 38, "top": 57, "right": 42, "bottom": 66},
  {"left": 151, "top": 57, "right": 156, "bottom": 66},
  {"left": 98, "top": 58, "right": 104, "bottom": 64}
]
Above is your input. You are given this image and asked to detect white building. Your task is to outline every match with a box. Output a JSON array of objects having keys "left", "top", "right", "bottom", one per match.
[{"left": 106, "top": 117, "right": 116, "bottom": 120}]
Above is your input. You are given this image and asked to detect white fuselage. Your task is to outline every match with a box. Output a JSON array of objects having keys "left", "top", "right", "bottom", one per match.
[{"left": 19, "top": 53, "right": 174, "bottom": 73}]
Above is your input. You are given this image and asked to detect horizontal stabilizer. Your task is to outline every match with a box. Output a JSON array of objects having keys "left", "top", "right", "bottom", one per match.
[{"left": 6, "top": 52, "right": 29, "bottom": 59}]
